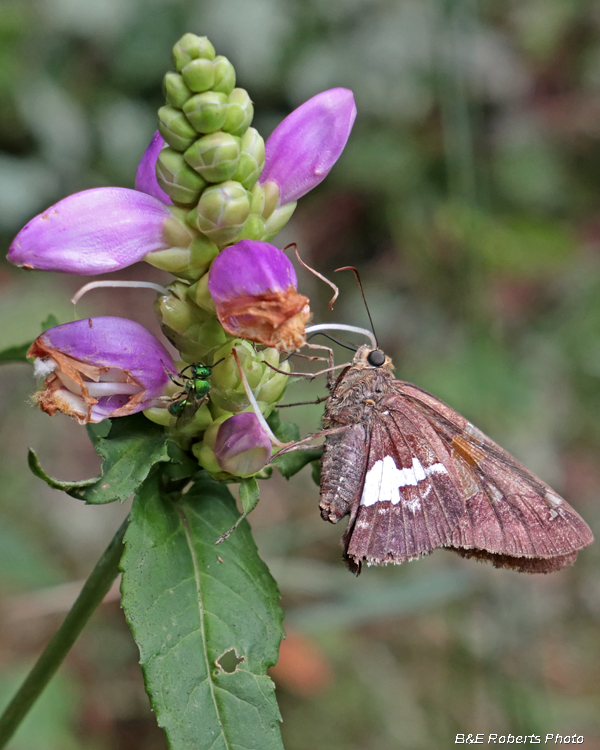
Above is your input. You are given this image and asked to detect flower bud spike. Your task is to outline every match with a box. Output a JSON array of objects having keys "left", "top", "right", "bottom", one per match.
[
  {"left": 71, "top": 280, "right": 170, "bottom": 306},
  {"left": 231, "top": 348, "right": 289, "bottom": 449},
  {"left": 304, "top": 324, "right": 377, "bottom": 350},
  {"left": 286, "top": 243, "right": 339, "bottom": 310}
]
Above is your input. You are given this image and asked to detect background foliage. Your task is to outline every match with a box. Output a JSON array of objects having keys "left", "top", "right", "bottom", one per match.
[{"left": 1, "top": 0, "right": 600, "bottom": 747}]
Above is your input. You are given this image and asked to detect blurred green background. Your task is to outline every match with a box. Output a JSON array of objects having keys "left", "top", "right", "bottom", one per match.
[{"left": 1, "top": 0, "right": 600, "bottom": 748}]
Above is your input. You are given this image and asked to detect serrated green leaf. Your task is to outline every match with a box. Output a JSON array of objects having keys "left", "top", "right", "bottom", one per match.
[
  {"left": 120, "top": 473, "right": 284, "bottom": 750},
  {"left": 270, "top": 447, "right": 323, "bottom": 480},
  {"left": 72, "top": 414, "right": 171, "bottom": 504},
  {"left": 0, "top": 341, "right": 32, "bottom": 364}
]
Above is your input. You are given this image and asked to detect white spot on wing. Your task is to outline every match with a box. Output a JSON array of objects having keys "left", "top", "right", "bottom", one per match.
[{"left": 360, "top": 456, "right": 448, "bottom": 509}]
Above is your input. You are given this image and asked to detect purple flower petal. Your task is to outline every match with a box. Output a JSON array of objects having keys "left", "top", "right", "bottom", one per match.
[
  {"left": 135, "top": 131, "right": 173, "bottom": 205},
  {"left": 208, "top": 240, "right": 310, "bottom": 351},
  {"left": 260, "top": 88, "right": 356, "bottom": 205},
  {"left": 209, "top": 239, "right": 297, "bottom": 300},
  {"left": 8, "top": 187, "right": 172, "bottom": 275},
  {"left": 214, "top": 412, "right": 272, "bottom": 477},
  {"left": 29, "top": 317, "right": 177, "bottom": 423}
]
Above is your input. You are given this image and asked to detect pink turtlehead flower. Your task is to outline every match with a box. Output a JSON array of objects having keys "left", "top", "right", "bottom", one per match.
[
  {"left": 29, "top": 317, "right": 177, "bottom": 424},
  {"left": 259, "top": 88, "right": 356, "bottom": 205}
]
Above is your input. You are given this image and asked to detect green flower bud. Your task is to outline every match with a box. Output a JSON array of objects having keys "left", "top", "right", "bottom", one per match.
[
  {"left": 172, "top": 402, "right": 213, "bottom": 435},
  {"left": 238, "top": 214, "right": 266, "bottom": 241},
  {"left": 263, "top": 201, "right": 297, "bottom": 241},
  {"left": 189, "top": 233, "right": 219, "bottom": 276},
  {"left": 172, "top": 33, "right": 216, "bottom": 72},
  {"left": 184, "top": 132, "right": 241, "bottom": 183},
  {"left": 183, "top": 91, "right": 228, "bottom": 134},
  {"left": 158, "top": 106, "right": 197, "bottom": 152},
  {"left": 255, "top": 361, "right": 290, "bottom": 404},
  {"left": 223, "top": 88, "right": 254, "bottom": 137},
  {"left": 249, "top": 182, "right": 265, "bottom": 215},
  {"left": 212, "top": 55, "right": 236, "bottom": 95},
  {"left": 156, "top": 148, "right": 207, "bottom": 206},
  {"left": 155, "top": 293, "right": 231, "bottom": 362},
  {"left": 261, "top": 180, "right": 280, "bottom": 220},
  {"left": 232, "top": 127, "right": 265, "bottom": 190},
  {"left": 187, "top": 180, "right": 250, "bottom": 245},
  {"left": 192, "top": 414, "right": 231, "bottom": 475},
  {"left": 181, "top": 58, "right": 215, "bottom": 93},
  {"left": 187, "top": 272, "right": 216, "bottom": 313},
  {"left": 163, "top": 71, "right": 192, "bottom": 109},
  {"left": 162, "top": 206, "right": 197, "bottom": 247}
]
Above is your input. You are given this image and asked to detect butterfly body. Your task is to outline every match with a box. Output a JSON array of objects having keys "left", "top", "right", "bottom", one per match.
[{"left": 320, "top": 345, "right": 593, "bottom": 574}]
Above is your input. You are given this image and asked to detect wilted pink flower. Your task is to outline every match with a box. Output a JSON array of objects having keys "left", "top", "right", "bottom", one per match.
[
  {"left": 208, "top": 239, "right": 310, "bottom": 352},
  {"left": 29, "top": 317, "right": 177, "bottom": 424}
]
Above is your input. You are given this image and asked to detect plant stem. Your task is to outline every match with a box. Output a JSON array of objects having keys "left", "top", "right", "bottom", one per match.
[{"left": 0, "top": 515, "right": 129, "bottom": 748}]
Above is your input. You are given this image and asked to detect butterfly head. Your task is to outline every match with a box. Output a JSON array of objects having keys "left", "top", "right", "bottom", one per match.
[{"left": 352, "top": 344, "right": 394, "bottom": 373}]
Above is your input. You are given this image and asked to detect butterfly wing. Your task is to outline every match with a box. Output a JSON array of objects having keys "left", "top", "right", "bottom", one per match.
[
  {"left": 399, "top": 383, "right": 594, "bottom": 572},
  {"left": 322, "top": 394, "right": 466, "bottom": 572}
]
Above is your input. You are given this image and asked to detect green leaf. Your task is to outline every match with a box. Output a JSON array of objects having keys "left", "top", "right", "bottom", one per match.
[
  {"left": 239, "top": 477, "right": 260, "bottom": 515},
  {"left": 120, "top": 472, "right": 284, "bottom": 750},
  {"left": 271, "top": 447, "right": 323, "bottom": 480},
  {"left": 29, "top": 414, "right": 172, "bottom": 504},
  {"left": 41, "top": 314, "right": 59, "bottom": 331},
  {"left": 0, "top": 341, "right": 32, "bottom": 364},
  {"left": 266, "top": 410, "right": 300, "bottom": 443}
]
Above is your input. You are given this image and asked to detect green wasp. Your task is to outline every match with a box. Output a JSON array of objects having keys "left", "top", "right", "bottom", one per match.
[{"left": 167, "top": 361, "right": 219, "bottom": 428}]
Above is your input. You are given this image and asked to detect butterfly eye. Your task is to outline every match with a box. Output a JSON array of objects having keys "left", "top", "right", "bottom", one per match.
[{"left": 367, "top": 349, "right": 385, "bottom": 367}]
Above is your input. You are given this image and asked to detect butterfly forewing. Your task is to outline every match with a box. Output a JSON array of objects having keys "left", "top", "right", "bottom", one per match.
[
  {"left": 341, "top": 401, "right": 465, "bottom": 569},
  {"left": 396, "top": 382, "right": 594, "bottom": 571}
]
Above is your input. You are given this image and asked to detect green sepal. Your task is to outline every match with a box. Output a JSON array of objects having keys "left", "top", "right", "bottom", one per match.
[
  {"left": 187, "top": 179, "right": 250, "bottom": 246},
  {"left": 156, "top": 148, "right": 206, "bottom": 206},
  {"left": 120, "top": 472, "right": 284, "bottom": 750}
]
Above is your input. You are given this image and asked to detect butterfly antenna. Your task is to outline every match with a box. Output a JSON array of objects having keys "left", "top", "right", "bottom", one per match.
[
  {"left": 307, "top": 332, "right": 358, "bottom": 352},
  {"left": 334, "top": 266, "right": 379, "bottom": 347},
  {"left": 285, "top": 243, "right": 339, "bottom": 310}
]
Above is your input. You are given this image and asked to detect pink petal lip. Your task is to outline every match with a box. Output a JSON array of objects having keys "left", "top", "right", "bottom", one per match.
[
  {"left": 260, "top": 88, "right": 356, "bottom": 205},
  {"left": 8, "top": 187, "right": 172, "bottom": 275},
  {"left": 135, "top": 131, "right": 173, "bottom": 205}
]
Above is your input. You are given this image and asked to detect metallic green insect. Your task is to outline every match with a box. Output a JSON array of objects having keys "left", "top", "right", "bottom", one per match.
[{"left": 168, "top": 362, "right": 214, "bottom": 428}]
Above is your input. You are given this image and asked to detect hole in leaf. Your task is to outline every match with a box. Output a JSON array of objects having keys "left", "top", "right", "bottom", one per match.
[{"left": 216, "top": 648, "right": 245, "bottom": 673}]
